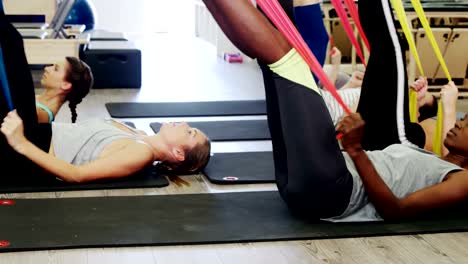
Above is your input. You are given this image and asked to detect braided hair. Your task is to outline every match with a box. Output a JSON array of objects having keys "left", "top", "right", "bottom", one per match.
[{"left": 64, "top": 57, "right": 94, "bottom": 123}]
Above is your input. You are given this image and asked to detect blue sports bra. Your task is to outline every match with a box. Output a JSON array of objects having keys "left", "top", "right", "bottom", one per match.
[{"left": 36, "top": 102, "right": 54, "bottom": 124}]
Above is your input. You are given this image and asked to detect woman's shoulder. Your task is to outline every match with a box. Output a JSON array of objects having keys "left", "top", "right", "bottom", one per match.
[{"left": 114, "top": 139, "right": 155, "bottom": 163}]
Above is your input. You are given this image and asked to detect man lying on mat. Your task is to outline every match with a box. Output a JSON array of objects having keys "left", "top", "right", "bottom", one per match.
[{"left": 201, "top": 0, "right": 467, "bottom": 221}]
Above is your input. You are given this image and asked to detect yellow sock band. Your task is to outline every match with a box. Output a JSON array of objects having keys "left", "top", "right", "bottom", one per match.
[{"left": 268, "top": 49, "right": 320, "bottom": 94}]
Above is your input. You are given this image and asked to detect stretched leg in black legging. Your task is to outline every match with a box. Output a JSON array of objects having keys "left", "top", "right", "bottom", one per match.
[
  {"left": 203, "top": 0, "right": 353, "bottom": 219},
  {"left": 357, "top": 0, "right": 425, "bottom": 150},
  {"left": 0, "top": 13, "right": 51, "bottom": 183}
]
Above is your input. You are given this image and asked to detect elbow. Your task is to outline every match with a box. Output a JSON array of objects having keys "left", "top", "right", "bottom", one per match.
[
  {"left": 60, "top": 168, "right": 86, "bottom": 183},
  {"left": 379, "top": 202, "right": 407, "bottom": 222},
  {"left": 59, "top": 176, "right": 82, "bottom": 184}
]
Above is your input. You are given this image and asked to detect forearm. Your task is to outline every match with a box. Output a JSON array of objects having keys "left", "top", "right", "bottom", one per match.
[
  {"left": 328, "top": 65, "right": 340, "bottom": 87},
  {"left": 441, "top": 105, "right": 457, "bottom": 156},
  {"left": 16, "top": 141, "right": 82, "bottom": 182},
  {"left": 348, "top": 150, "right": 403, "bottom": 220}
]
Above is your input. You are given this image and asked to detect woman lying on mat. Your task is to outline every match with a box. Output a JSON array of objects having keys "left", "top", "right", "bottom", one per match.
[
  {"left": 1, "top": 112, "right": 211, "bottom": 182},
  {"left": 325, "top": 69, "right": 460, "bottom": 156},
  {"left": 322, "top": 44, "right": 460, "bottom": 153},
  {"left": 262, "top": 0, "right": 459, "bottom": 146},
  {"left": 319, "top": 43, "right": 459, "bottom": 155},
  {"left": 322, "top": 63, "right": 460, "bottom": 153},
  {"left": 202, "top": 0, "right": 467, "bottom": 221},
  {"left": 35, "top": 57, "right": 93, "bottom": 124},
  {"left": 291, "top": 0, "right": 461, "bottom": 155},
  {"left": 0, "top": 13, "right": 211, "bottom": 183},
  {"left": 0, "top": 23, "right": 210, "bottom": 183}
]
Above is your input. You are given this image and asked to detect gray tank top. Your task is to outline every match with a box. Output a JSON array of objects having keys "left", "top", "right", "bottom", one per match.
[
  {"left": 52, "top": 119, "right": 137, "bottom": 165},
  {"left": 324, "top": 144, "right": 463, "bottom": 222}
]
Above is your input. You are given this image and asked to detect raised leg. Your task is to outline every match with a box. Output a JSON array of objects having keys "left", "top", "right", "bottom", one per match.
[{"left": 357, "top": 0, "right": 425, "bottom": 150}]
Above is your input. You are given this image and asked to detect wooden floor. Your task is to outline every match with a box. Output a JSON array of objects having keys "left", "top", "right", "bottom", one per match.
[{"left": 3, "top": 0, "right": 468, "bottom": 262}]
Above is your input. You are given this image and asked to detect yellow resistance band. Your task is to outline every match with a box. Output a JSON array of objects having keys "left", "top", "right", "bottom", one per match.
[
  {"left": 410, "top": 0, "right": 452, "bottom": 81},
  {"left": 411, "top": 0, "right": 452, "bottom": 156},
  {"left": 389, "top": 0, "right": 424, "bottom": 124},
  {"left": 434, "top": 100, "right": 444, "bottom": 156},
  {"left": 397, "top": 0, "right": 452, "bottom": 156}
]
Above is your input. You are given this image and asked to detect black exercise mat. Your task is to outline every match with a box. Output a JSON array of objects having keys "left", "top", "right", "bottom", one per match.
[
  {"left": 105, "top": 100, "right": 267, "bottom": 118},
  {"left": 151, "top": 120, "right": 271, "bottom": 141},
  {"left": 0, "top": 122, "right": 169, "bottom": 193},
  {"left": 0, "top": 165, "right": 169, "bottom": 194},
  {"left": 203, "top": 152, "right": 275, "bottom": 184},
  {"left": 1, "top": 191, "right": 468, "bottom": 252}
]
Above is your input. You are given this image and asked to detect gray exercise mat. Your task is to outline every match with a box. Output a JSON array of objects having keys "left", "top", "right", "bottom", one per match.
[
  {"left": 150, "top": 120, "right": 271, "bottom": 141},
  {"left": 203, "top": 152, "right": 275, "bottom": 184},
  {"left": 0, "top": 191, "right": 467, "bottom": 252},
  {"left": 106, "top": 101, "right": 267, "bottom": 118}
]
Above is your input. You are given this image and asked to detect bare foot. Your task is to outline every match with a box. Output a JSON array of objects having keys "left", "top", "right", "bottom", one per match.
[{"left": 341, "top": 71, "right": 364, "bottom": 89}]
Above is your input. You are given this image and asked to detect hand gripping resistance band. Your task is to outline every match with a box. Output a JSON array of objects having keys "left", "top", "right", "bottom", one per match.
[
  {"left": 411, "top": 0, "right": 451, "bottom": 156},
  {"left": 395, "top": 0, "right": 452, "bottom": 156},
  {"left": 0, "top": 45, "right": 13, "bottom": 111},
  {"left": 389, "top": 0, "right": 424, "bottom": 124},
  {"left": 330, "top": 0, "right": 367, "bottom": 66},
  {"left": 257, "top": 0, "right": 351, "bottom": 115}
]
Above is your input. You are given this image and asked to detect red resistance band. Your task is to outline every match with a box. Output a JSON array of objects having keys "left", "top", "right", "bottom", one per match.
[
  {"left": 330, "top": 0, "right": 367, "bottom": 66},
  {"left": 257, "top": 0, "right": 352, "bottom": 115},
  {"left": 343, "top": 0, "right": 370, "bottom": 52}
]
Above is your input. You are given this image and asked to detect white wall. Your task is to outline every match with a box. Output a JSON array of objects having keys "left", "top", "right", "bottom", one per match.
[
  {"left": 91, "top": 0, "right": 193, "bottom": 34},
  {"left": 91, "top": 0, "right": 146, "bottom": 32}
]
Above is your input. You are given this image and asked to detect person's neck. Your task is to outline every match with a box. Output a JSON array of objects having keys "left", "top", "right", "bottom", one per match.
[
  {"left": 139, "top": 134, "right": 168, "bottom": 162},
  {"left": 443, "top": 153, "right": 468, "bottom": 169},
  {"left": 36, "top": 89, "right": 66, "bottom": 112}
]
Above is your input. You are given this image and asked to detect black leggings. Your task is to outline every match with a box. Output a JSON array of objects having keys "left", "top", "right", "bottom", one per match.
[
  {"left": 0, "top": 14, "right": 51, "bottom": 183},
  {"left": 357, "top": 0, "right": 425, "bottom": 150},
  {"left": 259, "top": 0, "right": 425, "bottom": 219},
  {"left": 259, "top": 64, "right": 353, "bottom": 219}
]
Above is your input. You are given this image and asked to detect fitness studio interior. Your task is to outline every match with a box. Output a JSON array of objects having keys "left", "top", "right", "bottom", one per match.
[{"left": 1, "top": 0, "right": 468, "bottom": 263}]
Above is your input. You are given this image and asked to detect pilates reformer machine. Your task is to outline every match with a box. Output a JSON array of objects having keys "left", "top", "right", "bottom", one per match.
[
  {"left": 321, "top": 0, "right": 468, "bottom": 91},
  {"left": 5, "top": 0, "right": 89, "bottom": 65},
  {"left": 4, "top": 0, "right": 142, "bottom": 88}
]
